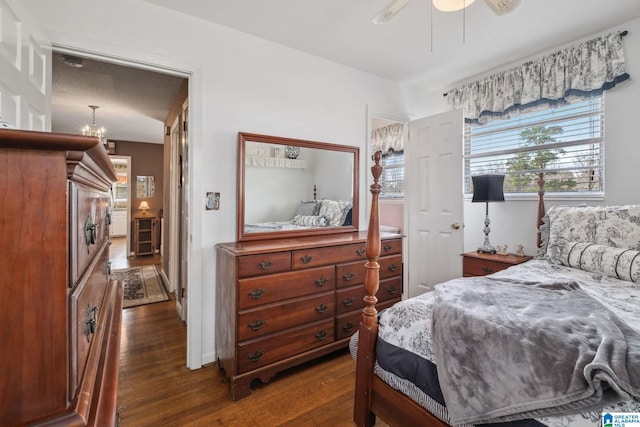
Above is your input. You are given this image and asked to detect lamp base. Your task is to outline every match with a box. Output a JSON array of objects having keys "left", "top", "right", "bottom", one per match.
[{"left": 477, "top": 246, "right": 497, "bottom": 254}]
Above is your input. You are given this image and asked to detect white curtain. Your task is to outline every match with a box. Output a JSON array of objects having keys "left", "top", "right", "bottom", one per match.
[
  {"left": 371, "top": 122, "right": 404, "bottom": 155},
  {"left": 446, "top": 31, "right": 629, "bottom": 124}
]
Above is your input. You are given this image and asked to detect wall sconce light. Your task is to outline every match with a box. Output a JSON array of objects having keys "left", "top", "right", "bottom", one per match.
[
  {"left": 138, "top": 200, "right": 151, "bottom": 216},
  {"left": 471, "top": 174, "right": 505, "bottom": 253}
]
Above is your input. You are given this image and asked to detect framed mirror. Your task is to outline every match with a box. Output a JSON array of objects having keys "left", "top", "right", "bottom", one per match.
[
  {"left": 136, "top": 175, "right": 155, "bottom": 198},
  {"left": 238, "top": 132, "right": 359, "bottom": 241}
]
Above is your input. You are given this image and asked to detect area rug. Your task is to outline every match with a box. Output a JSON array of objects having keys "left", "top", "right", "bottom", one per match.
[{"left": 111, "top": 265, "right": 169, "bottom": 308}]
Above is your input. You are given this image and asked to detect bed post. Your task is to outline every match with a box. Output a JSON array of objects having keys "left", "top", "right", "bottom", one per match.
[
  {"left": 354, "top": 151, "right": 382, "bottom": 427},
  {"left": 536, "top": 173, "right": 545, "bottom": 248}
]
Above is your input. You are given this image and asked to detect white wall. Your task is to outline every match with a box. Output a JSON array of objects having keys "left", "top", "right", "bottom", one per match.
[
  {"left": 22, "top": 0, "right": 406, "bottom": 368},
  {"left": 401, "top": 18, "right": 640, "bottom": 257}
]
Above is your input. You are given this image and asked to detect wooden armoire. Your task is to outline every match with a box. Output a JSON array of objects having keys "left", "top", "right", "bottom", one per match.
[{"left": 0, "top": 129, "right": 123, "bottom": 426}]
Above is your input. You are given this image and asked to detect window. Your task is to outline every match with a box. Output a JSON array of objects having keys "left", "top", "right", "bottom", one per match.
[
  {"left": 380, "top": 151, "right": 404, "bottom": 198},
  {"left": 464, "top": 96, "right": 604, "bottom": 196}
]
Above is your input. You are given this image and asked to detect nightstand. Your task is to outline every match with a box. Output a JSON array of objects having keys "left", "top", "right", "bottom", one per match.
[
  {"left": 462, "top": 252, "right": 532, "bottom": 277},
  {"left": 135, "top": 216, "right": 156, "bottom": 256}
]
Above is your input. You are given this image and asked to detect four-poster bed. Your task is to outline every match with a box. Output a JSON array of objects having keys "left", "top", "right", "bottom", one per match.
[{"left": 353, "top": 153, "right": 640, "bottom": 427}]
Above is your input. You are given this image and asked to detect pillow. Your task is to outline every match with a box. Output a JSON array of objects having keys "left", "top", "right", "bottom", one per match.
[
  {"left": 544, "top": 204, "right": 640, "bottom": 262},
  {"left": 293, "top": 214, "right": 328, "bottom": 227},
  {"left": 342, "top": 208, "right": 353, "bottom": 226},
  {"left": 556, "top": 241, "right": 640, "bottom": 282},
  {"left": 537, "top": 213, "right": 550, "bottom": 258},
  {"left": 318, "top": 200, "right": 352, "bottom": 227},
  {"left": 296, "top": 200, "right": 320, "bottom": 217}
]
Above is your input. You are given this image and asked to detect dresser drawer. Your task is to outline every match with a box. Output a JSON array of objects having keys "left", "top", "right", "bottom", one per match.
[
  {"left": 379, "top": 255, "right": 403, "bottom": 280},
  {"left": 69, "top": 241, "right": 110, "bottom": 398},
  {"left": 336, "top": 254, "right": 402, "bottom": 289},
  {"left": 336, "top": 260, "right": 366, "bottom": 288},
  {"left": 336, "top": 276, "right": 403, "bottom": 315},
  {"left": 238, "top": 292, "right": 335, "bottom": 341},
  {"left": 70, "top": 183, "right": 110, "bottom": 288},
  {"left": 335, "top": 298, "right": 398, "bottom": 341},
  {"left": 380, "top": 238, "right": 402, "bottom": 256},
  {"left": 238, "top": 265, "right": 335, "bottom": 309},
  {"left": 291, "top": 242, "right": 366, "bottom": 270},
  {"left": 237, "top": 319, "right": 334, "bottom": 374},
  {"left": 237, "top": 252, "right": 291, "bottom": 278}
]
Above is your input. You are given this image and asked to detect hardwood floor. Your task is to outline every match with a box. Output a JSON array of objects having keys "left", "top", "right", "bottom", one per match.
[{"left": 113, "top": 236, "right": 376, "bottom": 426}]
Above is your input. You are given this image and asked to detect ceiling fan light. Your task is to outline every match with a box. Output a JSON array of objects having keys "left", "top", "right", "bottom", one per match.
[{"left": 432, "top": 0, "right": 476, "bottom": 12}]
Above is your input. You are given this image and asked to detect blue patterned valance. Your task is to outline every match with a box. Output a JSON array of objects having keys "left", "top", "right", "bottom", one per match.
[{"left": 446, "top": 31, "right": 630, "bottom": 124}]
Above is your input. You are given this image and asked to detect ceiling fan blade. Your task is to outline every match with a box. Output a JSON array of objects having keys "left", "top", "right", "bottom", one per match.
[
  {"left": 483, "top": 0, "right": 520, "bottom": 15},
  {"left": 372, "top": 0, "right": 413, "bottom": 24}
]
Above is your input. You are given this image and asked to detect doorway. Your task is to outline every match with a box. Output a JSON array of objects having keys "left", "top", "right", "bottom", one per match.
[
  {"left": 51, "top": 47, "right": 191, "bottom": 359},
  {"left": 109, "top": 156, "right": 132, "bottom": 254}
]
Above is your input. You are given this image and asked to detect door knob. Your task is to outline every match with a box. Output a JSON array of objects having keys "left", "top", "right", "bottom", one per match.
[{"left": 450, "top": 222, "right": 461, "bottom": 230}]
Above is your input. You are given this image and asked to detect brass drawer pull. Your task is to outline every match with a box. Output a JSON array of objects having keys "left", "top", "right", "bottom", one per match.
[
  {"left": 482, "top": 267, "right": 494, "bottom": 274},
  {"left": 248, "top": 288, "right": 266, "bottom": 300},
  {"left": 383, "top": 244, "right": 393, "bottom": 252},
  {"left": 315, "top": 304, "right": 328, "bottom": 314},
  {"left": 315, "top": 276, "right": 328, "bottom": 287},
  {"left": 343, "top": 271, "right": 355, "bottom": 281},
  {"left": 388, "top": 264, "right": 398, "bottom": 272},
  {"left": 315, "top": 330, "right": 328, "bottom": 341},
  {"left": 300, "top": 254, "right": 313, "bottom": 264},
  {"left": 388, "top": 286, "right": 398, "bottom": 295},
  {"left": 259, "top": 260, "right": 272, "bottom": 270},
  {"left": 248, "top": 350, "right": 265, "bottom": 362},
  {"left": 343, "top": 322, "right": 355, "bottom": 332},
  {"left": 356, "top": 248, "right": 365, "bottom": 256},
  {"left": 342, "top": 297, "right": 354, "bottom": 307},
  {"left": 248, "top": 319, "right": 265, "bottom": 331}
]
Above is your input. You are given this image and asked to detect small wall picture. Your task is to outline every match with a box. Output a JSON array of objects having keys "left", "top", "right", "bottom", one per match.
[
  {"left": 106, "top": 141, "right": 116, "bottom": 154},
  {"left": 206, "top": 192, "right": 220, "bottom": 210}
]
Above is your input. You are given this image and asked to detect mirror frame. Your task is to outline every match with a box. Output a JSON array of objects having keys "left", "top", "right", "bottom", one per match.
[{"left": 237, "top": 132, "right": 360, "bottom": 241}]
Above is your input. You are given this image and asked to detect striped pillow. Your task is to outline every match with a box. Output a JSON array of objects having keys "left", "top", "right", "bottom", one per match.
[{"left": 557, "top": 241, "right": 640, "bottom": 282}]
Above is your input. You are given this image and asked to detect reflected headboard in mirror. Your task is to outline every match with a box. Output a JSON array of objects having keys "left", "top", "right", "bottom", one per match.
[{"left": 238, "top": 132, "right": 360, "bottom": 241}]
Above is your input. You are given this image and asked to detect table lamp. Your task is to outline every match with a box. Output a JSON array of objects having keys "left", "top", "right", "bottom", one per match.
[
  {"left": 138, "top": 200, "right": 151, "bottom": 216},
  {"left": 471, "top": 174, "right": 505, "bottom": 254}
]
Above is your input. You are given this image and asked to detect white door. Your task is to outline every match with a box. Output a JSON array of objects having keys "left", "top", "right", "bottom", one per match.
[
  {"left": 405, "top": 110, "right": 464, "bottom": 298},
  {"left": 169, "top": 98, "right": 189, "bottom": 322},
  {"left": 0, "top": 0, "right": 50, "bottom": 131}
]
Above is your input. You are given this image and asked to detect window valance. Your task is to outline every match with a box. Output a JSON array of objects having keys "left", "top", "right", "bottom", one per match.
[
  {"left": 446, "top": 31, "right": 630, "bottom": 124},
  {"left": 371, "top": 122, "right": 404, "bottom": 156}
]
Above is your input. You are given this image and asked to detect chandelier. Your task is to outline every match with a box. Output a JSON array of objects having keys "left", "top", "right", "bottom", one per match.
[{"left": 82, "top": 105, "right": 107, "bottom": 146}]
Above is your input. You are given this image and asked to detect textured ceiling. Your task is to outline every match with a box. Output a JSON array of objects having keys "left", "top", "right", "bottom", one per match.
[{"left": 52, "top": 52, "right": 185, "bottom": 144}]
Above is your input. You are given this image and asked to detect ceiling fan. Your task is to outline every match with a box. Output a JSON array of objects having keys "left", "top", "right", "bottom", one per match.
[{"left": 372, "top": 0, "right": 520, "bottom": 24}]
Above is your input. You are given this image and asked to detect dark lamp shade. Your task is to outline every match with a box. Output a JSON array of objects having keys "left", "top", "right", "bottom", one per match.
[{"left": 471, "top": 174, "right": 505, "bottom": 203}]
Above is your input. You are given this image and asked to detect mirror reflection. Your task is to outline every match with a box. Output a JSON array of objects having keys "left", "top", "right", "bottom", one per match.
[
  {"left": 238, "top": 133, "right": 359, "bottom": 241},
  {"left": 136, "top": 176, "right": 154, "bottom": 199}
]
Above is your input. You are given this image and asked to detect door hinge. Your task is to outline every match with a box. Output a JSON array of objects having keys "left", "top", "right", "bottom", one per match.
[
  {"left": 183, "top": 120, "right": 188, "bottom": 133},
  {"left": 165, "top": 125, "right": 171, "bottom": 136},
  {"left": 181, "top": 288, "right": 186, "bottom": 298}
]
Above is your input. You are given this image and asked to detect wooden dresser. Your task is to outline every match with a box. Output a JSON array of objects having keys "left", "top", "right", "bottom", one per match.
[
  {"left": 0, "top": 129, "right": 123, "bottom": 426},
  {"left": 216, "top": 232, "right": 403, "bottom": 400}
]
